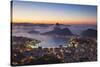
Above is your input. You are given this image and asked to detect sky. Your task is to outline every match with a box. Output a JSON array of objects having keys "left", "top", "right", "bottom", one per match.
[{"left": 12, "top": 1, "right": 97, "bottom": 25}]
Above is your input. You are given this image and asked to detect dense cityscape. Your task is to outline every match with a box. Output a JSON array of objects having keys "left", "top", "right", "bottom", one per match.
[{"left": 11, "top": 36, "right": 97, "bottom": 66}]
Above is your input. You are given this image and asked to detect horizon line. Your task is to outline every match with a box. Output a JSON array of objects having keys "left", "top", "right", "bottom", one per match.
[{"left": 11, "top": 22, "right": 97, "bottom": 25}]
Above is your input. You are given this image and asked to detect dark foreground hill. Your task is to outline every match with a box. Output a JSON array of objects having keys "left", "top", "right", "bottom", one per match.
[
  {"left": 81, "top": 29, "right": 97, "bottom": 37},
  {"left": 12, "top": 36, "right": 40, "bottom": 45}
]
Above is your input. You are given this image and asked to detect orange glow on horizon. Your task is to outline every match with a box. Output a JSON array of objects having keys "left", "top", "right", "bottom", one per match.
[
  {"left": 12, "top": 17, "right": 96, "bottom": 25},
  {"left": 12, "top": 19, "right": 96, "bottom": 25}
]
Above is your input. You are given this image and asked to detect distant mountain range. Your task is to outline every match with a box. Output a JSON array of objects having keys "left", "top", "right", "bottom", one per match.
[
  {"left": 12, "top": 23, "right": 53, "bottom": 27},
  {"left": 81, "top": 29, "right": 97, "bottom": 37},
  {"left": 12, "top": 23, "right": 71, "bottom": 27},
  {"left": 12, "top": 23, "right": 35, "bottom": 26},
  {"left": 12, "top": 23, "right": 97, "bottom": 37}
]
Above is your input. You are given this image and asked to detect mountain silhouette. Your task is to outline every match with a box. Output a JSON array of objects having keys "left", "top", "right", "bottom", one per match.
[
  {"left": 81, "top": 29, "right": 97, "bottom": 37},
  {"left": 42, "top": 27, "right": 73, "bottom": 35}
]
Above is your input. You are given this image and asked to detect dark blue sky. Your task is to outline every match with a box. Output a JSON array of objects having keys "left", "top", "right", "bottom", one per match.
[{"left": 12, "top": 1, "right": 97, "bottom": 24}]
